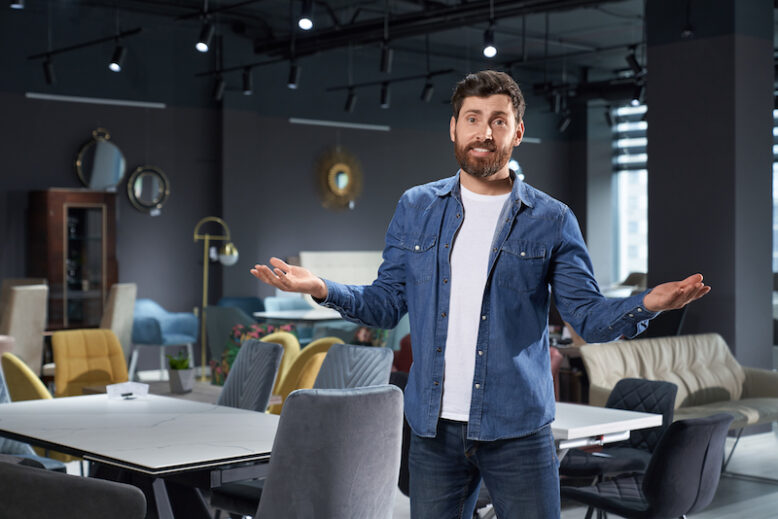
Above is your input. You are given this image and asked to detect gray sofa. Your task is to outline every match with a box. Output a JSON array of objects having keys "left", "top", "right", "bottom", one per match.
[{"left": 579, "top": 333, "right": 778, "bottom": 431}]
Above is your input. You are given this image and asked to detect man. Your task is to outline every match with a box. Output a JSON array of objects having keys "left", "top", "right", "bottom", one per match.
[{"left": 251, "top": 70, "right": 709, "bottom": 518}]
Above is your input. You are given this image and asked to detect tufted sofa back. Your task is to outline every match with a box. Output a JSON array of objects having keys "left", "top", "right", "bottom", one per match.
[{"left": 580, "top": 333, "right": 745, "bottom": 408}]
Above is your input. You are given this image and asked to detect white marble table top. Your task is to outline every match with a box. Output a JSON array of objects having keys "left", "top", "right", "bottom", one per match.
[
  {"left": 0, "top": 394, "right": 279, "bottom": 475},
  {"left": 253, "top": 308, "right": 343, "bottom": 322},
  {"left": 553, "top": 402, "right": 662, "bottom": 445}
]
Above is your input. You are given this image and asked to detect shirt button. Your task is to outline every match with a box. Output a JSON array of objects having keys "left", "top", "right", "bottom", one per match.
[
  {"left": 414, "top": 245, "right": 420, "bottom": 251},
  {"left": 637, "top": 308, "right": 643, "bottom": 312},
  {"left": 520, "top": 251, "right": 526, "bottom": 257},
  {"left": 492, "top": 247, "right": 498, "bottom": 252},
  {"left": 444, "top": 243, "right": 449, "bottom": 248},
  {"left": 436, "top": 347, "right": 442, "bottom": 352},
  {"left": 443, "top": 278, "right": 448, "bottom": 284},
  {"left": 456, "top": 213, "right": 461, "bottom": 218},
  {"left": 478, "top": 350, "right": 483, "bottom": 356},
  {"left": 433, "top": 381, "right": 439, "bottom": 386},
  {"left": 474, "top": 383, "right": 481, "bottom": 389},
  {"left": 481, "top": 315, "right": 486, "bottom": 320},
  {"left": 441, "top": 312, "right": 447, "bottom": 318},
  {"left": 628, "top": 313, "right": 634, "bottom": 318}
]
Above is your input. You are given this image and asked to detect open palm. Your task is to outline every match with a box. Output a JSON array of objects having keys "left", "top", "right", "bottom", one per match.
[{"left": 250, "top": 257, "right": 328, "bottom": 300}]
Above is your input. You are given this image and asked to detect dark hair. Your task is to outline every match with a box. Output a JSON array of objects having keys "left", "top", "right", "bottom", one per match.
[{"left": 451, "top": 70, "right": 525, "bottom": 123}]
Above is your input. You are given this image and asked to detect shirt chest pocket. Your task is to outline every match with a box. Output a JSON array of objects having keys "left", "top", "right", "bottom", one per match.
[
  {"left": 495, "top": 240, "right": 548, "bottom": 292},
  {"left": 401, "top": 234, "right": 437, "bottom": 284}
]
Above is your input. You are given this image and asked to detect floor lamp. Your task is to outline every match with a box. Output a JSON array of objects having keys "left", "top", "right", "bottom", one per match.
[{"left": 193, "top": 216, "right": 239, "bottom": 381}]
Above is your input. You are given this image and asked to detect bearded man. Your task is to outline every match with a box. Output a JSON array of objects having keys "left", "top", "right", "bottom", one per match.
[{"left": 251, "top": 70, "right": 709, "bottom": 518}]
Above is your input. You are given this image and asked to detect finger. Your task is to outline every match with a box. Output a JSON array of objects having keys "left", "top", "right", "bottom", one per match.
[
  {"left": 269, "top": 257, "right": 291, "bottom": 272},
  {"left": 252, "top": 265, "right": 286, "bottom": 289},
  {"left": 273, "top": 267, "right": 294, "bottom": 288}
]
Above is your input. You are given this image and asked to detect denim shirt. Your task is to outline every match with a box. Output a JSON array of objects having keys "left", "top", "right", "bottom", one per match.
[{"left": 320, "top": 172, "right": 657, "bottom": 441}]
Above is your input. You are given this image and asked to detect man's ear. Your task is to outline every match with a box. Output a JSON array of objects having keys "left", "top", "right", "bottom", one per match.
[
  {"left": 449, "top": 116, "right": 457, "bottom": 143},
  {"left": 513, "top": 121, "right": 525, "bottom": 146}
]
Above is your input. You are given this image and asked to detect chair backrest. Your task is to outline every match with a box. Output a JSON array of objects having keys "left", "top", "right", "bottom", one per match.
[
  {"left": 0, "top": 364, "right": 37, "bottom": 457},
  {"left": 1, "top": 352, "right": 52, "bottom": 402},
  {"left": 0, "top": 457, "right": 147, "bottom": 519},
  {"left": 217, "top": 339, "right": 283, "bottom": 412},
  {"left": 0, "top": 285, "right": 48, "bottom": 376},
  {"left": 0, "top": 278, "right": 46, "bottom": 314},
  {"left": 260, "top": 331, "right": 300, "bottom": 393},
  {"left": 256, "top": 385, "right": 403, "bottom": 519},
  {"left": 52, "top": 329, "right": 129, "bottom": 397},
  {"left": 314, "top": 344, "right": 393, "bottom": 390},
  {"left": 604, "top": 378, "right": 678, "bottom": 452},
  {"left": 133, "top": 298, "right": 168, "bottom": 318},
  {"left": 99, "top": 283, "right": 137, "bottom": 360},
  {"left": 266, "top": 336, "right": 343, "bottom": 415},
  {"left": 206, "top": 305, "right": 256, "bottom": 365},
  {"left": 641, "top": 413, "right": 734, "bottom": 518}
]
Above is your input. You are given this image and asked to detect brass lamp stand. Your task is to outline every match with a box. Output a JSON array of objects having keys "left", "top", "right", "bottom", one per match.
[{"left": 193, "top": 216, "right": 239, "bottom": 381}]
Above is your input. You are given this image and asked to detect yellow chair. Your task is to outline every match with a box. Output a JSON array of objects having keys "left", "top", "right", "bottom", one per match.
[
  {"left": 51, "top": 329, "right": 129, "bottom": 397},
  {"left": 260, "top": 331, "right": 301, "bottom": 396},
  {"left": 267, "top": 336, "right": 343, "bottom": 414},
  {"left": 295, "top": 352, "right": 327, "bottom": 389},
  {"left": 0, "top": 352, "right": 79, "bottom": 463}
]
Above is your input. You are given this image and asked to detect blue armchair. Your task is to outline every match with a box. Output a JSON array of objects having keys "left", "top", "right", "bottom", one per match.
[
  {"left": 217, "top": 296, "right": 265, "bottom": 317},
  {"left": 129, "top": 299, "right": 198, "bottom": 381}
]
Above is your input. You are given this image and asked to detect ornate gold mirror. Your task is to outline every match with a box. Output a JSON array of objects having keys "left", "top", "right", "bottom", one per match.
[
  {"left": 75, "top": 128, "right": 126, "bottom": 190},
  {"left": 316, "top": 148, "right": 363, "bottom": 210},
  {"left": 127, "top": 165, "right": 170, "bottom": 215}
]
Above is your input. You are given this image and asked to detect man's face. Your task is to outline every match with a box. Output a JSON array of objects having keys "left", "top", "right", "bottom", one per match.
[{"left": 449, "top": 94, "right": 524, "bottom": 178}]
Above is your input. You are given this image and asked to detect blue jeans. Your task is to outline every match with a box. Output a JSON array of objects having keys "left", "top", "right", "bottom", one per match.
[{"left": 409, "top": 420, "right": 560, "bottom": 519}]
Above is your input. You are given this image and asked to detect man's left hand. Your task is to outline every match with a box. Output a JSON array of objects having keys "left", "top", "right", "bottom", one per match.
[{"left": 642, "top": 273, "right": 711, "bottom": 312}]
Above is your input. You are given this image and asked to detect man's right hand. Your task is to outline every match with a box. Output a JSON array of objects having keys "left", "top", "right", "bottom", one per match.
[{"left": 250, "top": 257, "right": 328, "bottom": 300}]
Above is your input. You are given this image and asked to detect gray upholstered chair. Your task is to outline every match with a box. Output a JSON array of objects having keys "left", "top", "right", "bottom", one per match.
[
  {"left": 0, "top": 365, "right": 66, "bottom": 472},
  {"left": 210, "top": 385, "right": 404, "bottom": 519},
  {"left": 217, "top": 339, "right": 283, "bottom": 413},
  {"left": 313, "top": 343, "right": 394, "bottom": 389},
  {"left": 0, "top": 455, "right": 146, "bottom": 519},
  {"left": 100, "top": 283, "right": 137, "bottom": 361},
  {"left": 0, "top": 284, "right": 48, "bottom": 376}
]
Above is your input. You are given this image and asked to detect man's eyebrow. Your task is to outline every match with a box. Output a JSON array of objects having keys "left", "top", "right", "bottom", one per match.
[{"left": 462, "top": 109, "right": 510, "bottom": 117}]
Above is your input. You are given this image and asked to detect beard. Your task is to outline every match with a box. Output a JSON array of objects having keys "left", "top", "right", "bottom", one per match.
[{"left": 453, "top": 137, "right": 512, "bottom": 178}]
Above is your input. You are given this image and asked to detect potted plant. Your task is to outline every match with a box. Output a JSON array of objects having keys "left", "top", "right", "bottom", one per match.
[{"left": 167, "top": 351, "right": 195, "bottom": 394}]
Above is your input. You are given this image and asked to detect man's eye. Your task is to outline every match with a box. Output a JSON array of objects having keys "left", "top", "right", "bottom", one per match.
[
  {"left": 467, "top": 117, "right": 476, "bottom": 123},
  {"left": 493, "top": 120, "right": 505, "bottom": 126}
]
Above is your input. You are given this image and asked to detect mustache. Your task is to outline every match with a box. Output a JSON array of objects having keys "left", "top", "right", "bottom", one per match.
[{"left": 466, "top": 141, "right": 496, "bottom": 152}]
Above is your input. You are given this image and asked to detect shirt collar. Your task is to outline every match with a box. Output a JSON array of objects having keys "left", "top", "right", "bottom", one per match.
[{"left": 434, "top": 170, "right": 534, "bottom": 208}]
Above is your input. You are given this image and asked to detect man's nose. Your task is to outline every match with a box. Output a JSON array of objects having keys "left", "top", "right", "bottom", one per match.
[{"left": 476, "top": 123, "right": 493, "bottom": 140}]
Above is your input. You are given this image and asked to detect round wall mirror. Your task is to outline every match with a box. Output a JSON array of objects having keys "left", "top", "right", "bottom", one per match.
[
  {"left": 316, "top": 148, "right": 362, "bottom": 210},
  {"left": 75, "top": 128, "right": 126, "bottom": 190},
  {"left": 127, "top": 165, "right": 170, "bottom": 214}
]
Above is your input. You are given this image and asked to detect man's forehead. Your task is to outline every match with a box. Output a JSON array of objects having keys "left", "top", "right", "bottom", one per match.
[{"left": 459, "top": 94, "right": 515, "bottom": 114}]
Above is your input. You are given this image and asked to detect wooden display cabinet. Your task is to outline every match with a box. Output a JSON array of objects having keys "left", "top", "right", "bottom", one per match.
[{"left": 28, "top": 189, "right": 118, "bottom": 330}]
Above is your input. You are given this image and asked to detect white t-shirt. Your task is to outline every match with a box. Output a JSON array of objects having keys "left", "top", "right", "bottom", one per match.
[{"left": 440, "top": 185, "right": 510, "bottom": 421}]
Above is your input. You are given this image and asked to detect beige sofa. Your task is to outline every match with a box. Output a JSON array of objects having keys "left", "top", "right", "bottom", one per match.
[{"left": 579, "top": 333, "right": 778, "bottom": 430}]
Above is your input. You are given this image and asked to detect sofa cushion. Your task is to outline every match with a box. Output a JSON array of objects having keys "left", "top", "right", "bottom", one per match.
[
  {"left": 673, "top": 398, "right": 778, "bottom": 429},
  {"left": 581, "top": 333, "right": 745, "bottom": 409}
]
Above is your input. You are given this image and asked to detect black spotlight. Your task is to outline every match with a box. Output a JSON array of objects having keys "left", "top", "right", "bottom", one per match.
[
  {"left": 196, "top": 22, "right": 214, "bottom": 52},
  {"left": 625, "top": 50, "right": 642, "bottom": 76},
  {"left": 109, "top": 44, "right": 126, "bottom": 72},
  {"left": 344, "top": 89, "right": 357, "bottom": 113},
  {"left": 380, "top": 43, "right": 393, "bottom": 74},
  {"left": 43, "top": 58, "right": 55, "bottom": 85},
  {"left": 483, "top": 26, "right": 497, "bottom": 58},
  {"left": 10, "top": 0, "right": 24, "bottom": 9},
  {"left": 298, "top": 0, "right": 313, "bottom": 30},
  {"left": 420, "top": 81, "right": 434, "bottom": 103},
  {"left": 631, "top": 83, "right": 645, "bottom": 107},
  {"left": 213, "top": 76, "right": 226, "bottom": 101},
  {"left": 242, "top": 68, "right": 253, "bottom": 96},
  {"left": 380, "top": 82, "right": 390, "bottom": 109},
  {"left": 287, "top": 63, "right": 301, "bottom": 89},
  {"left": 558, "top": 112, "right": 572, "bottom": 133}
]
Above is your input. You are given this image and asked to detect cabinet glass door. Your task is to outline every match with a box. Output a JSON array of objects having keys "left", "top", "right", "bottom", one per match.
[{"left": 64, "top": 205, "right": 105, "bottom": 327}]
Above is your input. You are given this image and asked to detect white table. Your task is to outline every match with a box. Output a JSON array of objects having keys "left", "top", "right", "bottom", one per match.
[
  {"left": 553, "top": 402, "right": 662, "bottom": 452},
  {"left": 253, "top": 308, "right": 343, "bottom": 322},
  {"left": 0, "top": 394, "right": 279, "bottom": 518}
]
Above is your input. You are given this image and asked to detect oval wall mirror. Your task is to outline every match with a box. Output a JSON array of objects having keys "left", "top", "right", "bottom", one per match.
[
  {"left": 316, "top": 148, "right": 363, "bottom": 210},
  {"left": 75, "top": 128, "right": 126, "bottom": 190},
  {"left": 127, "top": 165, "right": 170, "bottom": 214}
]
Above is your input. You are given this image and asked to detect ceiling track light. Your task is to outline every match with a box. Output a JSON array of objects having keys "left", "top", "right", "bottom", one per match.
[
  {"left": 242, "top": 68, "right": 253, "bottom": 95},
  {"left": 9, "top": 0, "right": 24, "bottom": 9},
  {"left": 420, "top": 79, "right": 434, "bottom": 103},
  {"left": 196, "top": 21, "right": 214, "bottom": 53},
  {"left": 344, "top": 88, "right": 357, "bottom": 113},
  {"left": 483, "top": 25, "right": 497, "bottom": 58},
  {"left": 43, "top": 57, "right": 55, "bottom": 85},
  {"left": 558, "top": 111, "right": 572, "bottom": 133},
  {"left": 287, "top": 62, "right": 301, "bottom": 89},
  {"left": 625, "top": 49, "right": 642, "bottom": 76},
  {"left": 298, "top": 0, "right": 313, "bottom": 30},
  {"left": 109, "top": 43, "right": 125, "bottom": 72},
  {"left": 380, "top": 82, "right": 390, "bottom": 109},
  {"left": 380, "top": 42, "right": 393, "bottom": 74},
  {"left": 631, "top": 83, "right": 645, "bottom": 107},
  {"left": 213, "top": 76, "right": 226, "bottom": 101}
]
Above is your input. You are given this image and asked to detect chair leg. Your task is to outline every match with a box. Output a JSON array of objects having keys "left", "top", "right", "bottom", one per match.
[
  {"left": 722, "top": 428, "right": 743, "bottom": 470},
  {"left": 185, "top": 343, "right": 195, "bottom": 370},
  {"left": 584, "top": 506, "right": 594, "bottom": 519},
  {"left": 128, "top": 348, "right": 139, "bottom": 381},
  {"left": 159, "top": 347, "right": 168, "bottom": 381}
]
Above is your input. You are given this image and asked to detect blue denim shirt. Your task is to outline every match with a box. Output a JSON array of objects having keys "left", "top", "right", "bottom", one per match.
[{"left": 320, "top": 172, "right": 657, "bottom": 441}]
